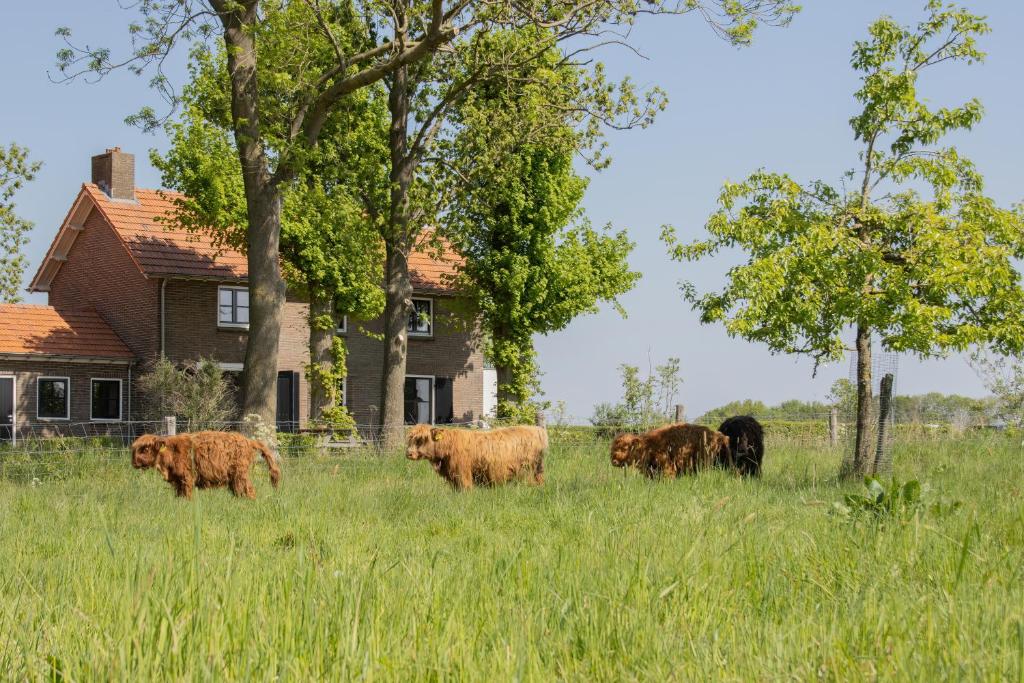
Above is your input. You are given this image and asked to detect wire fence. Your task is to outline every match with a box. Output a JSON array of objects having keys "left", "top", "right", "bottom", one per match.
[{"left": 0, "top": 408, "right": 1016, "bottom": 459}]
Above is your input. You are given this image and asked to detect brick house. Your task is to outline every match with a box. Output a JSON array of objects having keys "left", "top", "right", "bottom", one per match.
[{"left": 0, "top": 148, "right": 493, "bottom": 441}]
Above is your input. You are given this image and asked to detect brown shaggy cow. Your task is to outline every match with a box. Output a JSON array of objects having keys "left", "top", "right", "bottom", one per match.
[
  {"left": 130, "top": 431, "right": 281, "bottom": 499},
  {"left": 610, "top": 423, "right": 731, "bottom": 478},
  {"left": 406, "top": 424, "right": 548, "bottom": 490}
]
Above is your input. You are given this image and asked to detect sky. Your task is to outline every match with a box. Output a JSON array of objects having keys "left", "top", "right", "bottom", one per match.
[{"left": 2, "top": 2, "right": 1022, "bottom": 422}]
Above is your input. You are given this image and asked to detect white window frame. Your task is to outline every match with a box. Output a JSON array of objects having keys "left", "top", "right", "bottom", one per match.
[
  {"left": 408, "top": 297, "right": 433, "bottom": 338},
  {"left": 36, "top": 376, "right": 71, "bottom": 421},
  {"left": 340, "top": 377, "right": 347, "bottom": 407},
  {"left": 89, "top": 378, "right": 123, "bottom": 422},
  {"left": 405, "top": 374, "right": 435, "bottom": 425},
  {"left": 0, "top": 374, "right": 16, "bottom": 445},
  {"left": 217, "top": 285, "right": 250, "bottom": 329},
  {"left": 336, "top": 315, "right": 348, "bottom": 335}
]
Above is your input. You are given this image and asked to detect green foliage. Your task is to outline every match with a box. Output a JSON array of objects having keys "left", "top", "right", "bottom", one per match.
[
  {"left": 444, "top": 34, "right": 642, "bottom": 411},
  {"left": 832, "top": 477, "right": 961, "bottom": 521},
  {"left": 698, "top": 389, "right": 995, "bottom": 426},
  {"left": 970, "top": 350, "right": 1024, "bottom": 427},
  {"left": 664, "top": 3, "right": 1024, "bottom": 473},
  {"left": 664, "top": 3, "right": 1024, "bottom": 364},
  {"left": 136, "top": 357, "right": 236, "bottom": 430},
  {"left": 590, "top": 358, "right": 682, "bottom": 433},
  {"left": 0, "top": 143, "right": 41, "bottom": 303},
  {"left": 307, "top": 335, "right": 356, "bottom": 433},
  {"left": 153, "top": 46, "right": 387, "bottom": 321}
]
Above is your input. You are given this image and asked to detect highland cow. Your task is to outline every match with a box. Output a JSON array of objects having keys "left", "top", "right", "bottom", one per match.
[
  {"left": 717, "top": 415, "right": 765, "bottom": 477},
  {"left": 406, "top": 424, "right": 548, "bottom": 490},
  {"left": 131, "top": 431, "right": 281, "bottom": 499},
  {"left": 610, "top": 423, "right": 731, "bottom": 479}
]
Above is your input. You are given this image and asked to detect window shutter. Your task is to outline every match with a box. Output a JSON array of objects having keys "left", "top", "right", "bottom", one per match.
[{"left": 435, "top": 377, "right": 454, "bottom": 424}]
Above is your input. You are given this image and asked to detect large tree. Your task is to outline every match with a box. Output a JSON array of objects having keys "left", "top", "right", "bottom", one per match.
[
  {"left": 664, "top": 2, "right": 1024, "bottom": 476},
  {"left": 373, "top": 27, "right": 658, "bottom": 441},
  {"left": 56, "top": 0, "right": 797, "bottom": 428},
  {"left": 154, "top": 46, "right": 387, "bottom": 428},
  {"left": 0, "top": 144, "right": 41, "bottom": 304}
]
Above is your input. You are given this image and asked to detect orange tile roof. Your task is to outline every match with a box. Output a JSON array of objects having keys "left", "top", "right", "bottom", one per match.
[
  {"left": 409, "top": 233, "right": 460, "bottom": 294},
  {"left": 84, "top": 184, "right": 248, "bottom": 280},
  {"left": 0, "top": 305, "right": 133, "bottom": 359},
  {"left": 83, "top": 184, "right": 460, "bottom": 293}
]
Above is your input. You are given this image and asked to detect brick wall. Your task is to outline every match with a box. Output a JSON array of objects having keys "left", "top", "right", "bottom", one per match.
[
  {"left": 0, "top": 359, "right": 131, "bottom": 430},
  {"left": 343, "top": 295, "right": 484, "bottom": 429},
  {"left": 48, "top": 206, "right": 159, "bottom": 361},
  {"left": 163, "top": 280, "right": 310, "bottom": 422}
]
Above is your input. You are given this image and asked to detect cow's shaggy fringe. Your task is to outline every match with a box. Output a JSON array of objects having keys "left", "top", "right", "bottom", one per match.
[
  {"left": 717, "top": 415, "right": 765, "bottom": 477},
  {"left": 406, "top": 424, "right": 548, "bottom": 490},
  {"left": 610, "top": 423, "right": 731, "bottom": 479},
  {"left": 131, "top": 431, "right": 281, "bottom": 499}
]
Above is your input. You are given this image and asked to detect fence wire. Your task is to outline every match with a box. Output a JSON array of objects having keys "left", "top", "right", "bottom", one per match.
[{"left": 0, "top": 409, "right": 1014, "bottom": 477}]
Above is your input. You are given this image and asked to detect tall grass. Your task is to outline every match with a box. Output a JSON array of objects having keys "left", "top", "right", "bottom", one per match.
[{"left": 0, "top": 435, "right": 1022, "bottom": 680}]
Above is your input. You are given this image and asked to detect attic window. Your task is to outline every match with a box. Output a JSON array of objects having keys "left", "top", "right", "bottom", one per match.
[{"left": 218, "top": 286, "right": 249, "bottom": 328}]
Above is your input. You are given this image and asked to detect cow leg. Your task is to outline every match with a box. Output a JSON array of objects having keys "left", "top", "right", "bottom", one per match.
[
  {"left": 231, "top": 473, "right": 256, "bottom": 499},
  {"left": 175, "top": 475, "right": 194, "bottom": 499},
  {"left": 452, "top": 465, "right": 473, "bottom": 491}
]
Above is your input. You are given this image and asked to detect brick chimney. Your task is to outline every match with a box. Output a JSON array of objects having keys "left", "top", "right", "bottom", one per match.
[{"left": 91, "top": 147, "right": 135, "bottom": 201}]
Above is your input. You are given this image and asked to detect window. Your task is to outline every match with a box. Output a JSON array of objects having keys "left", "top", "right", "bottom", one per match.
[
  {"left": 338, "top": 377, "right": 347, "bottom": 406},
  {"left": 404, "top": 376, "right": 433, "bottom": 424},
  {"left": 37, "top": 377, "right": 70, "bottom": 420},
  {"left": 90, "top": 379, "right": 122, "bottom": 421},
  {"left": 408, "top": 298, "right": 433, "bottom": 337},
  {"left": 218, "top": 286, "right": 249, "bottom": 328},
  {"left": 337, "top": 315, "right": 348, "bottom": 334}
]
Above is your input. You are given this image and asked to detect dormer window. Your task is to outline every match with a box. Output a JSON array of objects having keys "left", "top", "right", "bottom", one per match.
[
  {"left": 218, "top": 286, "right": 249, "bottom": 328},
  {"left": 408, "top": 298, "right": 433, "bottom": 337}
]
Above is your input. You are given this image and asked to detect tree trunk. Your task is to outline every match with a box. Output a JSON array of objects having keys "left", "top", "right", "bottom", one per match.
[
  {"left": 851, "top": 323, "right": 874, "bottom": 477},
  {"left": 380, "top": 243, "right": 413, "bottom": 447},
  {"left": 217, "top": 2, "right": 286, "bottom": 431},
  {"left": 379, "top": 66, "right": 415, "bottom": 449},
  {"left": 495, "top": 365, "right": 515, "bottom": 415},
  {"left": 308, "top": 291, "right": 336, "bottom": 423}
]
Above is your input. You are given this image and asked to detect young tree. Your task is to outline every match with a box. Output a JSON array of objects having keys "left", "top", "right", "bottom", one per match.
[
  {"left": 55, "top": 0, "right": 797, "bottom": 431},
  {"left": 663, "top": 2, "right": 1024, "bottom": 476},
  {"left": 0, "top": 144, "right": 42, "bottom": 303},
  {"left": 970, "top": 350, "right": 1024, "bottom": 428},
  {"left": 441, "top": 39, "right": 644, "bottom": 417}
]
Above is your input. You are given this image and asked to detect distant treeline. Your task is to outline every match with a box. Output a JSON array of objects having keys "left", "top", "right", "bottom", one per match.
[{"left": 697, "top": 392, "right": 997, "bottom": 426}]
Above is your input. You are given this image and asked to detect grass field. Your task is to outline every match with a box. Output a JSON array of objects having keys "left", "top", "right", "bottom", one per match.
[{"left": 1, "top": 434, "right": 1023, "bottom": 680}]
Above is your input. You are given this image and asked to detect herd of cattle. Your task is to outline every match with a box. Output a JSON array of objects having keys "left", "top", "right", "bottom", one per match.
[{"left": 129, "top": 416, "right": 765, "bottom": 498}]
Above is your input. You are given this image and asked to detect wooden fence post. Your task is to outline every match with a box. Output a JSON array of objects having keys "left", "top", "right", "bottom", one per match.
[
  {"left": 163, "top": 416, "right": 177, "bottom": 436},
  {"left": 873, "top": 373, "right": 895, "bottom": 474},
  {"left": 829, "top": 407, "right": 839, "bottom": 447},
  {"left": 674, "top": 404, "right": 685, "bottom": 423}
]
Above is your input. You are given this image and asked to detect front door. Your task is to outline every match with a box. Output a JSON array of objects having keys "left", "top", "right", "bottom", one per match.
[
  {"left": 276, "top": 371, "right": 298, "bottom": 433},
  {"left": 0, "top": 377, "right": 13, "bottom": 443}
]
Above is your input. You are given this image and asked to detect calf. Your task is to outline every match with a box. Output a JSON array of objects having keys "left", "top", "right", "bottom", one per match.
[
  {"left": 610, "top": 423, "right": 730, "bottom": 478},
  {"left": 131, "top": 431, "right": 281, "bottom": 499},
  {"left": 406, "top": 424, "right": 548, "bottom": 490}
]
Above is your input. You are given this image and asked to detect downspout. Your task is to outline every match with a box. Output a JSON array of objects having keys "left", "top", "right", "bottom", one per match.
[
  {"left": 127, "top": 361, "right": 133, "bottom": 425},
  {"left": 160, "top": 278, "right": 168, "bottom": 358}
]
